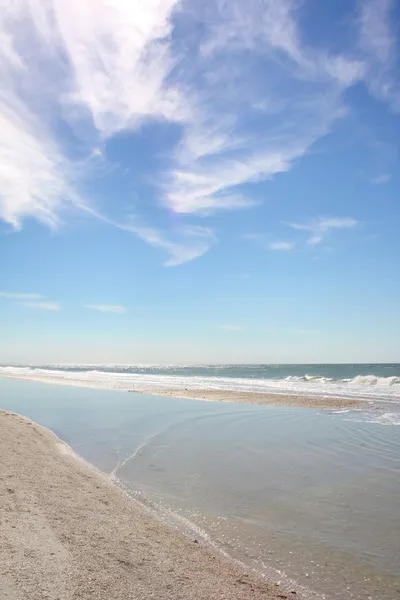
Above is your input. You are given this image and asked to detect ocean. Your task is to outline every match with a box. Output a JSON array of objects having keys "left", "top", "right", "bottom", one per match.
[
  {"left": 1, "top": 371, "right": 400, "bottom": 599},
  {"left": 1, "top": 363, "right": 400, "bottom": 428},
  {"left": 1, "top": 362, "right": 400, "bottom": 403}
]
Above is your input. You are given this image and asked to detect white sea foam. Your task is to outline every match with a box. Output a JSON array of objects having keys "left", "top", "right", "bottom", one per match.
[
  {"left": 1, "top": 365, "right": 400, "bottom": 404},
  {"left": 343, "top": 411, "right": 400, "bottom": 426}
]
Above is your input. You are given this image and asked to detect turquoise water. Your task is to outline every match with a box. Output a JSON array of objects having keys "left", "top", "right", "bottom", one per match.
[{"left": 1, "top": 378, "right": 400, "bottom": 600}]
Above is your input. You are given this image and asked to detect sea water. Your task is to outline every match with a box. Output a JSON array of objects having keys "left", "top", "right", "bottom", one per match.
[
  {"left": 0, "top": 376, "right": 399, "bottom": 600},
  {"left": 1, "top": 362, "right": 400, "bottom": 406}
]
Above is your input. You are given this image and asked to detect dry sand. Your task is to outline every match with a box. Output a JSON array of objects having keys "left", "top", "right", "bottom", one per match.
[
  {"left": 129, "top": 387, "right": 365, "bottom": 409},
  {"left": 0, "top": 409, "right": 305, "bottom": 600}
]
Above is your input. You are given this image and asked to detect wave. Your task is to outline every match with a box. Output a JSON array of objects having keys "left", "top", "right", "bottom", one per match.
[
  {"left": 285, "top": 374, "right": 400, "bottom": 386},
  {"left": 350, "top": 375, "right": 400, "bottom": 386},
  {"left": 347, "top": 412, "right": 400, "bottom": 426}
]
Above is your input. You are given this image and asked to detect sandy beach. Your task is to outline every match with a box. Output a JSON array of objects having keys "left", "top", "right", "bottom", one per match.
[
  {"left": 129, "top": 387, "right": 365, "bottom": 409},
  {"left": 0, "top": 409, "right": 302, "bottom": 600}
]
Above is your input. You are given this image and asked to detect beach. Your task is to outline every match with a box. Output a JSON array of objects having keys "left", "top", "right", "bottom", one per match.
[
  {"left": 0, "top": 409, "right": 299, "bottom": 600},
  {"left": 128, "top": 388, "right": 364, "bottom": 408},
  {"left": 1, "top": 377, "right": 400, "bottom": 600}
]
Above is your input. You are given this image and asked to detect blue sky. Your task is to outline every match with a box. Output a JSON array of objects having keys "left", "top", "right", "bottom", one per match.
[{"left": 0, "top": 0, "right": 399, "bottom": 364}]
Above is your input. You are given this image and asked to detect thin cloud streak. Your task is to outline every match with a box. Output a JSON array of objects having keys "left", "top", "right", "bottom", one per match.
[
  {"left": 288, "top": 217, "right": 358, "bottom": 246},
  {"left": 79, "top": 204, "right": 216, "bottom": 267},
  {"left": 129, "top": 224, "right": 216, "bottom": 267},
  {"left": 359, "top": 0, "right": 400, "bottom": 111},
  {"left": 268, "top": 241, "right": 294, "bottom": 251},
  {"left": 242, "top": 234, "right": 294, "bottom": 251},
  {"left": 85, "top": 305, "right": 127, "bottom": 313},
  {"left": 0, "top": 291, "right": 44, "bottom": 300},
  {"left": 370, "top": 174, "right": 391, "bottom": 184},
  {"left": 20, "top": 301, "right": 60, "bottom": 310}
]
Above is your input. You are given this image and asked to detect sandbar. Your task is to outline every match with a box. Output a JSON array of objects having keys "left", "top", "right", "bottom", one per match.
[{"left": 129, "top": 387, "right": 365, "bottom": 409}]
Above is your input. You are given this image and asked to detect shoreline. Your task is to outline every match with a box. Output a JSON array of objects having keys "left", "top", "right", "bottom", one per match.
[
  {"left": 0, "top": 409, "right": 309, "bottom": 600},
  {"left": 0, "top": 373, "right": 366, "bottom": 409},
  {"left": 128, "top": 387, "right": 366, "bottom": 409}
]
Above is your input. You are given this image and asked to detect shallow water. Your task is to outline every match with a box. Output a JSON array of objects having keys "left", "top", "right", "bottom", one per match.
[{"left": 1, "top": 378, "right": 399, "bottom": 600}]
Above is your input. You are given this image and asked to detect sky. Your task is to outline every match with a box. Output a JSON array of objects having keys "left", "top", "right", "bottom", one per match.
[{"left": 0, "top": 0, "right": 399, "bottom": 364}]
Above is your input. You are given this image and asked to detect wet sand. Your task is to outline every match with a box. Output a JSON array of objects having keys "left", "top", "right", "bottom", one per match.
[
  {"left": 129, "top": 388, "right": 365, "bottom": 409},
  {"left": 0, "top": 409, "right": 303, "bottom": 600}
]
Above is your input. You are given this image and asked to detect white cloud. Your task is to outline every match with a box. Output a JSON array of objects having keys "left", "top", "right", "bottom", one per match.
[
  {"left": 359, "top": 0, "right": 400, "bottom": 111},
  {"left": 268, "top": 241, "right": 294, "bottom": 251},
  {"left": 217, "top": 325, "right": 245, "bottom": 332},
  {"left": 20, "top": 301, "right": 60, "bottom": 310},
  {"left": 131, "top": 224, "right": 216, "bottom": 267},
  {"left": 85, "top": 305, "right": 126, "bottom": 313},
  {"left": 1, "top": 0, "right": 360, "bottom": 223},
  {"left": 1, "top": 291, "right": 59, "bottom": 310},
  {"left": 0, "top": 1, "right": 80, "bottom": 229},
  {"left": 370, "top": 174, "right": 391, "bottom": 184},
  {"left": 0, "top": 103, "right": 73, "bottom": 230},
  {"left": 288, "top": 217, "right": 358, "bottom": 246},
  {"left": 359, "top": 0, "right": 395, "bottom": 63},
  {"left": 86, "top": 208, "right": 217, "bottom": 266},
  {"left": 0, "top": 0, "right": 188, "bottom": 260},
  {"left": 0, "top": 0, "right": 392, "bottom": 265},
  {"left": 162, "top": 0, "right": 364, "bottom": 215},
  {"left": 75, "top": 203, "right": 217, "bottom": 267},
  {"left": 242, "top": 234, "right": 294, "bottom": 251},
  {"left": 0, "top": 291, "right": 44, "bottom": 300},
  {"left": 53, "top": 0, "right": 182, "bottom": 135}
]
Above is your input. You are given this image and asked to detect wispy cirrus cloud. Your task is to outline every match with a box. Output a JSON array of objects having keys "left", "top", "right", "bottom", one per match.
[
  {"left": 0, "top": 0, "right": 396, "bottom": 265},
  {"left": 0, "top": 105, "right": 73, "bottom": 230},
  {"left": 359, "top": 0, "right": 400, "bottom": 111},
  {"left": 85, "top": 305, "right": 126, "bottom": 314},
  {"left": 54, "top": 0, "right": 183, "bottom": 135},
  {"left": 0, "top": 0, "right": 185, "bottom": 255},
  {"left": 242, "top": 234, "right": 294, "bottom": 251},
  {"left": 80, "top": 205, "right": 216, "bottom": 266},
  {"left": 20, "top": 301, "right": 60, "bottom": 310},
  {"left": 287, "top": 217, "right": 358, "bottom": 246},
  {"left": 127, "top": 224, "right": 216, "bottom": 267},
  {"left": 1, "top": 291, "right": 60, "bottom": 310},
  {"left": 0, "top": 291, "right": 44, "bottom": 300},
  {"left": 268, "top": 241, "right": 294, "bottom": 251},
  {"left": 370, "top": 174, "right": 391, "bottom": 185},
  {"left": 163, "top": 0, "right": 364, "bottom": 215}
]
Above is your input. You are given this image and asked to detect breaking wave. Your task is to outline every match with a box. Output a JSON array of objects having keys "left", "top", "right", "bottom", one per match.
[{"left": 287, "top": 374, "right": 400, "bottom": 386}]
